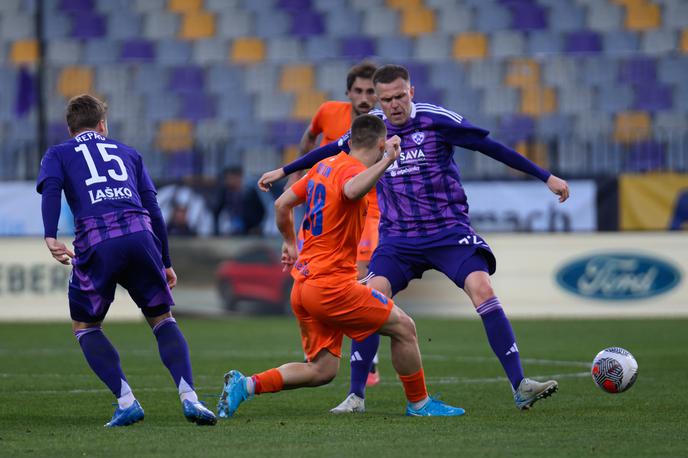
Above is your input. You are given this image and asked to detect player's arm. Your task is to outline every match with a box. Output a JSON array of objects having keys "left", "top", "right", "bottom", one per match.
[
  {"left": 274, "top": 178, "right": 308, "bottom": 270},
  {"left": 343, "top": 136, "right": 401, "bottom": 200},
  {"left": 40, "top": 178, "right": 74, "bottom": 265},
  {"left": 258, "top": 134, "right": 350, "bottom": 191}
]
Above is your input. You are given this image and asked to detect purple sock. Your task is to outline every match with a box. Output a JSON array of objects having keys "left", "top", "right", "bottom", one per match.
[
  {"left": 476, "top": 297, "right": 525, "bottom": 391},
  {"left": 349, "top": 333, "right": 380, "bottom": 398},
  {"left": 75, "top": 328, "right": 128, "bottom": 398},
  {"left": 153, "top": 317, "right": 194, "bottom": 393}
]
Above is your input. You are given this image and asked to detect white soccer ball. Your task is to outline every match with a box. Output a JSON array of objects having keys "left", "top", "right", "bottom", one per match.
[{"left": 591, "top": 347, "right": 638, "bottom": 394}]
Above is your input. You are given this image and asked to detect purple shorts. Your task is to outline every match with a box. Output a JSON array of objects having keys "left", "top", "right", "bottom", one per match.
[
  {"left": 69, "top": 231, "right": 174, "bottom": 323},
  {"left": 368, "top": 227, "right": 496, "bottom": 296}
]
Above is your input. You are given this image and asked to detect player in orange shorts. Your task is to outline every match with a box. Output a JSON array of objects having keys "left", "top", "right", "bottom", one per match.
[{"left": 217, "top": 115, "right": 465, "bottom": 418}]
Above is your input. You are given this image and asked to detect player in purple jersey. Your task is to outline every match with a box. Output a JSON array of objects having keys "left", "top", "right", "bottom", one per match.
[
  {"left": 258, "top": 65, "right": 569, "bottom": 413},
  {"left": 37, "top": 95, "right": 216, "bottom": 427}
]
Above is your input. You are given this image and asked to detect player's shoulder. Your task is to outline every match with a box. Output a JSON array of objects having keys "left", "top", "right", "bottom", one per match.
[
  {"left": 414, "top": 102, "right": 464, "bottom": 125},
  {"left": 369, "top": 108, "right": 385, "bottom": 120},
  {"left": 319, "top": 100, "right": 350, "bottom": 114}
]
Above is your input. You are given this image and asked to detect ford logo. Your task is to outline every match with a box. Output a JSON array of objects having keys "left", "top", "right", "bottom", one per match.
[{"left": 556, "top": 253, "right": 682, "bottom": 301}]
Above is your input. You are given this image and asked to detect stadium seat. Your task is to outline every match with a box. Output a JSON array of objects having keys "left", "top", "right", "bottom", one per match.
[
  {"left": 316, "top": 61, "right": 352, "bottom": 95},
  {"left": 46, "top": 40, "right": 82, "bottom": 65},
  {"left": 340, "top": 37, "right": 375, "bottom": 59},
  {"left": 558, "top": 86, "right": 594, "bottom": 114},
  {"left": 304, "top": 36, "right": 339, "bottom": 60},
  {"left": 217, "top": 9, "right": 252, "bottom": 38},
  {"left": 453, "top": 33, "right": 488, "bottom": 60},
  {"left": 142, "top": 11, "right": 179, "bottom": 39},
  {"left": 575, "top": 112, "right": 612, "bottom": 140},
  {"left": 658, "top": 56, "right": 688, "bottom": 85},
  {"left": 436, "top": 4, "right": 472, "bottom": 34},
  {"left": 157, "top": 120, "right": 194, "bottom": 152},
  {"left": 413, "top": 34, "right": 451, "bottom": 62},
  {"left": 618, "top": 57, "right": 657, "bottom": 85},
  {"left": 633, "top": 84, "right": 673, "bottom": 111},
  {"left": 68, "top": 12, "right": 107, "bottom": 39},
  {"left": 603, "top": 30, "right": 640, "bottom": 53},
  {"left": 386, "top": 0, "right": 422, "bottom": 9},
  {"left": 528, "top": 31, "right": 563, "bottom": 55},
  {"left": 255, "top": 92, "right": 294, "bottom": 120},
  {"left": 267, "top": 38, "right": 303, "bottom": 62},
  {"left": 536, "top": 114, "right": 573, "bottom": 138},
  {"left": 146, "top": 92, "right": 180, "bottom": 121},
  {"left": 192, "top": 38, "right": 228, "bottom": 64},
  {"left": 542, "top": 56, "right": 579, "bottom": 88},
  {"left": 244, "top": 63, "right": 278, "bottom": 93},
  {"left": 582, "top": 56, "right": 617, "bottom": 86},
  {"left": 587, "top": 2, "right": 622, "bottom": 32},
  {"left": 293, "top": 90, "right": 328, "bottom": 120},
  {"left": 491, "top": 30, "right": 525, "bottom": 57},
  {"left": 134, "top": 0, "right": 167, "bottom": 14},
  {"left": 96, "top": 0, "right": 135, "bottom": 13},
  {"left": 230, "top": 37, "right": 266, "bottom": 64},
  {"left": 683, "top": 29, "right": 688, "bottom": 53},
  {"left": 120, "top": 38, "right": 156, "bottom": 61},
  {"left": 498, "top": 114, "right": 535, "bottom": 143},
  {"left": 653, "top": 112, "right": 686, "bottom": 138},
  {"left": 157, "top": 39, "right": 193, "bottom": 64},
  {"left": 474, "top": 3, "right": 510, "bottom": 33},
  {"left": 362, "top": 7, "right": 398, "bottom": 37},
  {"left": 280, "top": 64, "right": 315, "bottom": 93},
  {"left": 179, "top": 92, "right": 217, "bottom": 121},
  {"left": 0, "top": 14, "right": 34, "bottom": 40},
  {"left": 42, "top": 11, "right": 70, "bottom": 39},
  {"left": 663, "top": 1, "right": 688, "bottom": 30},
  {"left": 107, "top": 11, "right": 142, "bottom": 39},
  {"left": 565, "top": 30, "right": 602, "bottom": 53},
  {"left": 483, "top": 87, "right": 519, "bottom": 115},
  {"left": 168, "top": 0, "right": 202, "bottom": 13},
  {"left": 429, "top": 61, "right": 467, "bottom": 91},
  {"left": 57, "top": 66, "right": 94, "bottom": 98},
  {"left": 288, "top": 10, "right": 324, "bottom": 37},
  {"left": 641, "top": 29, "right": 677, "bottom": 54},
  {"left": 83, "top": 39, "right": 119, "bottom": 65},
  {"left": 400, "top": 7, "right": 436, "bottom": 37},
  {"left": 60, "top": 0, "right": 94, "bottom": 11},
  {"left": 9, "top": 39, "right": 39, "bottom": 65},
  {"left": 377, "top": 36, "right": 413, "bottom": 60},
  {"left": 506, "top": 1, "right": 547, "bottom": 31},
  {"left": 624, "top": 2, "right": 661, "bottom": 31},
  {"left": 180, "top": 11, "right": 216, "bottom": 40},
  {"left": 614, "top": 111, "right": 651, "bottom": 143},
  {"left": 624, "top": 140, "right": 665, "bottom": 172},
  {"left": 548, "top": 3, "right": 585, "bottom": 32},
  {"left": 520, "top": 86, "right": 557, "bottom": 117},
  {"left": 598, "top": 83, "right": 634, "bottom": 113},
  {"left": 468, "top": 59, "right": 503, "bottom": 89},
  {"left": 168, "top": 65, "right": 205, "bottom": 93},
  {"left": 255, "top": 10, "right": 290, "bottom": 37},
  {"left": 504, "top": 58, "right": 540, "bottom": 89},
  {"left": 324, "top": 8, "right": 361, "bottom": 36}
]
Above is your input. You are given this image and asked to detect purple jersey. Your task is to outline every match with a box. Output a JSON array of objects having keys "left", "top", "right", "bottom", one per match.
[
  {"left": 36, "top": 130, "right": 156, "bottom": 255},
  {"left": 337, "top": 103, "right": 489, "bottom": 238}
]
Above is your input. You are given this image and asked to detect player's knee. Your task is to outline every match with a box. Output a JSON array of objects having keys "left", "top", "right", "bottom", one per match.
[{"left": 396, "top": 309, "right": 418, "bottom": 342}]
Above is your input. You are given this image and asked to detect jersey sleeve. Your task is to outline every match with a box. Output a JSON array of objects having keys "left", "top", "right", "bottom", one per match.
[
  {"left": 36, "top": 147, "right": 64, "bottom": 194},
  {"left": 136, "top": 152, "right": 157, "bottom": 194},
  {"left": 431, "top": 110, "right": 490, "bottom": 150},
  {"left": 337, "top": 163, "right": 366, "bottom": 198},
  {"left": 290, "top": 169, "right": 313, "bottom": 200}
]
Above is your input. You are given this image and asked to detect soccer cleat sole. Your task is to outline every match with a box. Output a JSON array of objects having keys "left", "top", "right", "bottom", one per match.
[
  {"left": 518, "top": 383, "right": 558, "bottom": 411},
  {"left": 185, "top": 414, "right": 217, "bottom": 426}
]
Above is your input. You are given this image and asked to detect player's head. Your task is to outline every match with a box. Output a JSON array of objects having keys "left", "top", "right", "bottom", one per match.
[
  {"left": 373, "top": 64, "right": 414, "bottom": 126},
  {"left": 66, "top": 94, "right": 108, "bottom": 137},
  {"left": 349, "top": 114, "right": 387, "bottom": 163},
  {"left": 346, "top": 61, "right": 377, "bottom": 116}
]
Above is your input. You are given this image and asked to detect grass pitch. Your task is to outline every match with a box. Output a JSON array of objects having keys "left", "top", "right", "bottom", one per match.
[{"left": 1, "top": 317, "right": 686, "bottom": 457}]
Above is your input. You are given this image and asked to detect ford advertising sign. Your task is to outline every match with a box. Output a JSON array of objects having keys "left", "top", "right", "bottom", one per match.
[{"left": 556, "top": 253, "right": 682, "bottom": 301}]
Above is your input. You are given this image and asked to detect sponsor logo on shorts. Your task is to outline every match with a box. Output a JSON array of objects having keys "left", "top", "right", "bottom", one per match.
[
  {"left": 556, "top": 253, "right": 681, "bottom": 300},
  {"left": 458, "top": 235, "right": 487, "bottom": 246}
]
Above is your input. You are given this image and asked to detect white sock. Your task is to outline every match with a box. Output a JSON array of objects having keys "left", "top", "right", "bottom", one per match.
[
  {"left": 118, "top": 380, "right": 136, "bottom": 409},
  {"left": 409, "top": 396, "right": 430, "bottom": 410},
  {"left": 178, "top": 377, "right": 198, "bottom": 403},
  {"left": 245, "top": 376, "right": 255, "bottom": 396}
]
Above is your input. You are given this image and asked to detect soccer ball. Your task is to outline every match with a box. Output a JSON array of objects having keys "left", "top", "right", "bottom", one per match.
[{"left": 591, "top": 347, "right": 638, "bottom": 394}]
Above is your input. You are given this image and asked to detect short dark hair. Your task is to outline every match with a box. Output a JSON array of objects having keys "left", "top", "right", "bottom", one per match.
[
  {"left": 66, "top": 94, "right": 107, "bottom": 134},
  {"left": 372, "top": 64, "right": 410, "bottom": 86},
  {"left": 350, "top": 114, "right": 387, "bottom": 149},
  {"left": 346, "top": 61, "right": 377, "bottom": 91}
]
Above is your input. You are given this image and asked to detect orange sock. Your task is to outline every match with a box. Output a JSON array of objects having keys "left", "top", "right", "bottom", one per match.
[
  {"left": 252, "top": 368, "right": 284, "bottom": 395},
  {"left": 398, "top": 368, "right": 428, "bottom": 403}
]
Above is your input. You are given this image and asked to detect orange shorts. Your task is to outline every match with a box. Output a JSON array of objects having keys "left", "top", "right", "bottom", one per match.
[
  {"left": 356, "top": 213, "right": 380, "bottom": 263},
  {"left": 290, "top": 280, "right": 394, "bottom": 362}
]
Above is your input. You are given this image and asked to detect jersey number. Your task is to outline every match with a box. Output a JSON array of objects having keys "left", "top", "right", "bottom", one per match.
[
  {"left": 302, "top": 180, "right": 326, "bottom": 236},
  {"left": 75, "top": 143, "right": 128, "bottom": 186}
]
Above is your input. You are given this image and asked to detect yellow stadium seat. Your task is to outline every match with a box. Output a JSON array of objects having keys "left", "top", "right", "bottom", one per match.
[
  {"left": 169, "top": 0, "right": 203, "bottom": 13},
  {"left": 387, "top": 0, "right": 423, "bottom": 10},
  {"left": 625, "top": 3, "right": 661, "bottom": 30},
  {"left": 520, "top": 86, "right": 557, "bottom": 117},
  {"left": 514, "top": 140, "right": 549, "bottom": 171},
  {"left": 611, "top": 0, "right": 645, "bottom": 7},
  {"left": 157, "top": 120, "right": 194, "bottom": 152},
  {"left": 280, "top": 64, "right": 315, "bottom": 93},
  {"left": 453, "top": 33, "right": 488, "bottom": 60},
  {"left": 10, "top": 39, "right": 39, "bottom": 65},
  {"left": 681, "top": 29, "right": 688, "bottom": 53},
  {"left": 283, "top": 145, "right": 300, "bottom": 164},
  {"left": 180, "top": 12, "right": 215, "bottom": 40},
  {"left": 293, "top": 91, "right": 328, "bottom": 121},
  {"left": 400, "top": 7, "right": 435, "bottom": 36},
  {"left": 614, "top": 111, "right": 651, "bottom": 143},
  {"left": 230, "top": 37, "right": 265, "bottom": 64},
  {"left": 57, "top": 66, "right": 94, "bottom": 99},
  {"left": 505, "top": 59, "right": 540, "bottom": 89}
]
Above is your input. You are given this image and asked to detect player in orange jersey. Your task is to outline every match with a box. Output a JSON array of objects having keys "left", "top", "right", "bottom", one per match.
[{"left": 217, "top": 115, "right": 465, "bottom": 418}]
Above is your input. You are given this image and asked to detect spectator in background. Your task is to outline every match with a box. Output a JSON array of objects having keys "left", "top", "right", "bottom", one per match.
[
  {"left": 214, "top": 166, "right": 265, "bottom": 236},
  {"left": 167, "top": 203, "right": 197, "bottom": 237}
]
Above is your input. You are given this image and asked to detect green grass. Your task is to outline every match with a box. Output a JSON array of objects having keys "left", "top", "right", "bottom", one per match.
[{"left": 1, "top": 318, "right": 686, "bottom": 457}]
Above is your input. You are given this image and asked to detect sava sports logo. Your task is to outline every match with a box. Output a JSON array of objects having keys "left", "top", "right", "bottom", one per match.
[
  {"left": 556, "top": 252, "right": 681, "bottom": 300},
  {"left": 89, "top": 186, "right": 134, "bottom": 204}
]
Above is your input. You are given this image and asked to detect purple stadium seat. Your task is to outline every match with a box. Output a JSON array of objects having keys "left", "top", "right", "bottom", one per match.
[
  {"left": 179, "top": 93, "right": 217, "bottom": 121},
  {"left": 277, "top": 0, "right": 311, "bottom": 10},
  {"left": 165, "top": 151, "right": 202, "bottom": 180},
  {"left": 120, "top": 39, "right": 155, "bottom": 61},
  {"left": 624, "top": 141, "right": 665, "bottom": 172},
  {"left": 565, "top": 31, "right": 602, "bottom": 53},
  {"left": 289, "top": 11, "right": 324, "bottom": 37},
  {"left": 412, "top": 86, "right": 444, "bottom": 106},
  {"left": 69, "top": 12, "right": 106, "bottom": 39},
  {"left": 168, "top": 66, "right": 205, "bottom": 93},
  {"left": 400, "top": 62, "right": 430, "bottom": 88},
  {"left": 498, "top": 114, "right": 535, "bottom": 143},
  {"left": 47, "top": 121, "right": 68, "bottom": 145},
  {"left": 632, "top": 84, "right": 673, "bottom": 112},
  {"left": 340, "top": 37, "right": 375, "bottom": 59},
  {"left": 503, "top": 1, "right": 547, "bottom": 31},
  {"left": 618, "top": 57, "right": 657, "bottom": 86},
  {"left": 59, "top": 0, "right": 94, "bottom": 12},
  {"left": 268, "top": 120, "right": 307, "bottom": 146}
]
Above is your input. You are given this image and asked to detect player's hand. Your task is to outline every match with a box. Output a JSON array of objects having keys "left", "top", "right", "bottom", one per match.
[
  {"left": 45, "top": 237, "right": 74, "bottom": 265},
  {"left": 258, "top": 168, "right": 286, "bottom": 192},
  {"left": 165, "top": 267, "right": 177, "bottom": 289},
  {"left": 280, "top": 241, "right": 297, "bottom": 271},
  {"left": 547, "top": 175, "right": 570, "bottom": 203},
  {"left": 384, "top": 135, "right": 401, "bottom": 162}
]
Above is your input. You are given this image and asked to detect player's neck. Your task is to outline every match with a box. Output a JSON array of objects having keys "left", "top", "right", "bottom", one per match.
[
  {"left": 71, "top": 127, "right": 105, "bottom": 138},
  {"left": 350, "top": 148, "right": 379, "bottom": 168}
]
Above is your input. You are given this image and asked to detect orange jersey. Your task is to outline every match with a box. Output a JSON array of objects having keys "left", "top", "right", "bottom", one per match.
[
  {"left": 309, "top": 101, "right": 352, "bottom": 146},
  {"left": 290, "top": 152, "right": 368, "bottom": 285}
]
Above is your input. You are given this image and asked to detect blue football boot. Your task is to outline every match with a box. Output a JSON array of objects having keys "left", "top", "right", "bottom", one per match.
[
  {"left": 217, "top": 370, "right": 251, "bottom": 418},
  {"left": 405, "top": 396, "right": 466, "bottom": 417},
  {"left": 183, "top": 400, "right": 217, "bottom": 425},
  {"left": 105, "top": 400, "right": 144, "bottom": 427}
]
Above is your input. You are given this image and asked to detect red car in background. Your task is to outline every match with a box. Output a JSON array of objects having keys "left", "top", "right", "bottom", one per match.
[{"left": 215, "top": 243, "right": 293, "bottom": 314}]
